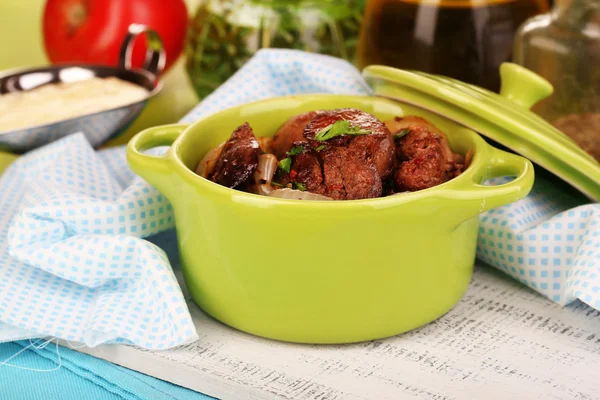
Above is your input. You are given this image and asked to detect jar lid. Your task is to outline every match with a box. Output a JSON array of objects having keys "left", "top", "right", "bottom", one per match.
[{"left": 362, "top": 63, "right": 600, "bottom": 202}]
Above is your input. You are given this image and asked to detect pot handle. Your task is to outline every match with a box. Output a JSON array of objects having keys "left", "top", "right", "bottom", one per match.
[
  {"left": 448, "top": 147, "right": 534, "bottom": 215},
  {"left": 499, "top": 63, "right": 553, "bottom": 109},
  {"left": 119, "top": 23, "right": 166, "bottom": 77},
  {"left": 126, "top": 124, "right": 188, "bottom": 193}
]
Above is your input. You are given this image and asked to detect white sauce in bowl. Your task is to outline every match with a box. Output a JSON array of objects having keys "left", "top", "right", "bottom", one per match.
[{"left": 0, "top": 77, "right": 149, "bottom": 132}]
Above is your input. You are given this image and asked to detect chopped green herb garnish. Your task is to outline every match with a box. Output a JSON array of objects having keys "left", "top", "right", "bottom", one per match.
[
  {"left": 287, "top": 146, "right": 304, "bottom": 156},
  {"left": 276, "top": 146, "right": 303, "bottom": 174},
  {"left": 278, "top": 157, "right": 292, "bottom": 173},
  {"left": 394, "top": 129, "right": 411, "bottom": 142},
  {"left": 271, "top": 181, "right": 285, "bottom": 187},
  {"left": 314, "top": 120, "right": 372, "bottom": 142},
  {"left": 293, "top": 182, "right": 307, "bottom": 191},
  {"left": 316, "top": 144, "right": 326, "bottom": 152}
]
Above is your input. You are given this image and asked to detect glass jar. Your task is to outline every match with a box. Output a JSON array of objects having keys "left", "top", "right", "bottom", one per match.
[
  {"left": 513, "top": 0, "right": 600, "bottom": 161},
  {"left": 357, "top": 0, "right": 549, "bottom": 92},
  {"left": 185, "top": 0, "right": 365, "bottom": 99}
]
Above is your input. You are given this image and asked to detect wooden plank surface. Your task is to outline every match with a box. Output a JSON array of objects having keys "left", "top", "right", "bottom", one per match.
[{"left": 76, "top": 264, "right": 600, "bottom": 400}]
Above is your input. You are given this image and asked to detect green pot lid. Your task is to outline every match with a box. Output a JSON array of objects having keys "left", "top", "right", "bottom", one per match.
[{"left": 362, "top": 62, "right": 600, "bottom": 202}]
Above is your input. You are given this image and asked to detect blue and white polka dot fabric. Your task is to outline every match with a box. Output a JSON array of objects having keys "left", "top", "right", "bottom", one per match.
[
  {"left": 477, "top": 176, "right": 593, "bottom": 307},
  {"left": 0, "top": 49, "right": 596, "bottom": 348},
  {"left": 0, "top": 136, "right": 194, "bottom": 349}
]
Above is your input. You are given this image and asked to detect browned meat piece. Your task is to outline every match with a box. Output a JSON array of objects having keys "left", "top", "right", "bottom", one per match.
[
  {"left": 275, "top": 110, "right": 388, "bottom": 200},
  {"left": 209, "top": 122, "right": 260, "bottom": 188},
  {"left": 350, "top": 134, "right": 395, "bottom": 180},
  {"left": 276, "top": 108, "right": 391, "bottom": 200},
  {"left": 278, "top": 145, "right": 381, "bottom": 200},
  {"left": 386, "top": 116, "right": 464, "bottom": 180},
  {"left": 399, "top": 125, "right": 447, "bottom": 160},
  {"left": 445, "top": 158, "right": 465, "bottom": 180},
  {"left": 276, "top": 143, "right": 327, "bottom": 195},
  {"left": 292, "top": 146, "right": 325, "bottom": 195},
  {"left": 304, "top": 108, "right": 395, "bottom": 179},
  {"left": 392, "top": 116, "right": 465, "bottom": 192},
  {"left": 394, "top": 148, "right": 447, "bottom": 191},
  {"left": 322, "top": 145, "right": 382, "bottom": 200},
  {"left": 271, "top": 111, "right": 322, "bottom": 160},
  {"left": 305, "top": 108, "right": 391, "bottom": 139},
  {"left": 320, "top": 148, "right": 345, "bottom": 200}
]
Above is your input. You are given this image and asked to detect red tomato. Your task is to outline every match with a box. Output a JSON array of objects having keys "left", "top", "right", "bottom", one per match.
[{"left": 42, "top": 0, "right": 188, "bottom": 73}]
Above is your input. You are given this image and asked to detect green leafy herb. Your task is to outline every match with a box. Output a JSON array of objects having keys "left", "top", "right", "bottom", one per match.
[
  {"left": 316, "top": 144, "right": 326, "bottom": 152},
  {"left": 287, "top": 146, "right": 304, "bottom": 156},
  {"left": 293, "top": 182, "right": 307, "bottom": 191},
  {"left": 394, "top": 129, "right": 411, "bottom": 142},
  {"left": 278, "top": 157, "right": 292, "bottom": 173},
  {"left": 314, "top": 120, "right": 372, "bottom": 142},
  {"left": 271, "top": 181, "right": 285, "bottom": 187},
  {"left": 185, "top": 0, "right": 365, "bottom": 100}
]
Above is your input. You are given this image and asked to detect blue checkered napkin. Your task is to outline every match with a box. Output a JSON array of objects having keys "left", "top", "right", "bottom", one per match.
[
  {"left": 477, "top": 175, "right": 598, "bottom": 307},
  {"left": 0, "top": 134, "right": 195, "bottom": 349}
]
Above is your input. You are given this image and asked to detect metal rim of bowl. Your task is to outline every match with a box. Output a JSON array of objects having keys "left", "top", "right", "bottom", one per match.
[{"left": 0, "top": 23, "right": 165, "bottom": 137}]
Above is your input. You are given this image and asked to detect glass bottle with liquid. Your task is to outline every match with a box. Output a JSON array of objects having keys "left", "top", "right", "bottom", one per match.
[
  {"left": 357, "top": 0, "right": 549, "bottom": 92},
  {"left": 513, "top": 0, "right": 600, "bottom": 162}
]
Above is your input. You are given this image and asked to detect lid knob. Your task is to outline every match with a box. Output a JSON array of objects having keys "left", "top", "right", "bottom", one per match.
[{"left": 499, "top": 63, "right": 554, "bottom": 109}]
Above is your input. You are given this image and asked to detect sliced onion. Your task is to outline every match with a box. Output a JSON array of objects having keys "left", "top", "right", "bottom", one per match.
[
  {"left": 195, "top": 142, "right": 225, "bottom": 178},
  {"left": 250, "top": 153, "right": 278, "bottom": 195},
  {"left": 268, "top": 188, "right": 333, "bottom": 201}
]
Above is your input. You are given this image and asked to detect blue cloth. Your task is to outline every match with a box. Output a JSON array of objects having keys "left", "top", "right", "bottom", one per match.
[
  {"left": 0, "top": 340, "right": 215, "bottom": 399},
  {"left": 0, "top": 137, "right": 196, "bottom": 348}
]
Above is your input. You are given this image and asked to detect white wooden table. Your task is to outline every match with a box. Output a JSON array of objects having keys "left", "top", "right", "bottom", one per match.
[{"left": 77, "top": 264, "right": 600, "bottom": 400}]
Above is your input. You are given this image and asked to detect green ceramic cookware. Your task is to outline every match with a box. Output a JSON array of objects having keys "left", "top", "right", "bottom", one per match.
[
  {"left": 127, "top": 88, "right": 534, "bottom": 343},
  {"left": 363, "top": 63, "right": 600, "bottom": 201}
]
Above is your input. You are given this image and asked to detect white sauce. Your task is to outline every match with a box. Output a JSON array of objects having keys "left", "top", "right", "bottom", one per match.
[{"left": 0, "top": 77, "right": 149, "bottom": 132}]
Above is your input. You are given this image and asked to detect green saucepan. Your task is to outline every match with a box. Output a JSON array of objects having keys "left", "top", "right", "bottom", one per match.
[{"left": 126, "top": 94, "right": 534, "bottom": 344}]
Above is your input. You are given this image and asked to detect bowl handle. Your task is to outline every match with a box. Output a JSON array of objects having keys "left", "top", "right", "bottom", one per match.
[
  {"left": 126, "top": 124, "right": 188, "bottom": 196},
  {"left": 445, "top": 147, "right": 534, "bottom": 217},
  {"left": 119, "top": 23, "right": 166, "bottom": 78}
]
